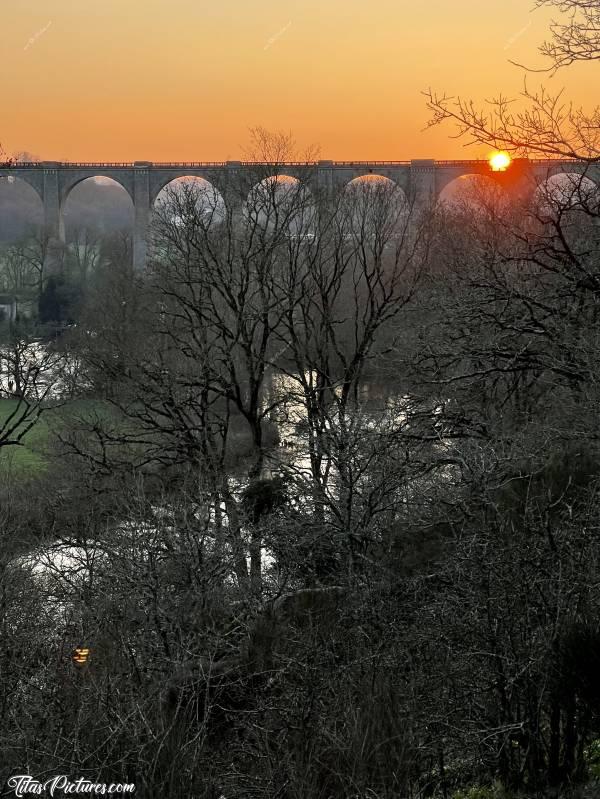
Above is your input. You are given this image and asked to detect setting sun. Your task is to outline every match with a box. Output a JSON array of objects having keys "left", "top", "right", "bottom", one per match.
[{"left": 489, "top": 152, "right": 511, "bottom": 171}]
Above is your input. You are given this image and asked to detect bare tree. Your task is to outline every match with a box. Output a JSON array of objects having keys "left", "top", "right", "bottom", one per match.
[
  {"left": 0, "top": 243, "right": 37, "bottom": 293},
  {"left": 64, "top": 133, "right": 434, "bottom": 599},
  {"left": 535, "top": 0, "right": 600, "bottom": 70},
  {"left": 65, "top": 225, "right": 102, "bottom": 285},
  {"left": 0, "top": 323, "right": 73, "bottom": 449},
  {"left": 424, "top": 0, "right": 600, "bottom": 160},
  {"left": 17, "top": 227, "right": 63, "bottom": 298}
]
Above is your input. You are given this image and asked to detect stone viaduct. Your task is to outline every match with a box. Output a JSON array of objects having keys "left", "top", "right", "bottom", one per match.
[{"left": 0, "top": 158, "right": 597, "bottom": 270}]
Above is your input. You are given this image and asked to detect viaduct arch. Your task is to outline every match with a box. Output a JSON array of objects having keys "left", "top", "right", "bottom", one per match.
[{"left": 0, "top": 159, "right": 597, "bottom": 270}]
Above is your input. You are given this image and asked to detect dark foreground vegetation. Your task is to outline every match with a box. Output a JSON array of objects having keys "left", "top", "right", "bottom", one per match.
[{"left": 0, "top": 133, "right": 599, "bottom": 799}]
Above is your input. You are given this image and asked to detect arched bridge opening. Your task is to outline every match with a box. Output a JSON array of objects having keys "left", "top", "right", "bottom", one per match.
[
  {"left": 0, "top": 175, "right": 44, "bottom": 244},
  {"left": 154, "top": 176, "right": 226, "bottom": 229},
  {"left": 438, "top": 173, "right": 507, "bottom": 214},
  {"left": 245, "top": 175, "right": 317, "bottom": 236},
  {"left": 61, "top": 177, "right": 135, "bottom": 275},
  {"left": 342, "top": 175, "right": 408, "bottom": 237},
  {"left": 533, "top": 172, "right": 600, "bottom": 219}
]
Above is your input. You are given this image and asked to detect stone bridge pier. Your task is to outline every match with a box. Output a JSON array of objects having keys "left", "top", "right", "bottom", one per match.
[{"left": 133, "top": 163, "right": 151, "bottom": 272}]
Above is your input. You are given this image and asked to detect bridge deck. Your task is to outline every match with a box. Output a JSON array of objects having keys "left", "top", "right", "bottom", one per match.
[{"left": 0, "top": 158, "right": 586, "bottom": 170}]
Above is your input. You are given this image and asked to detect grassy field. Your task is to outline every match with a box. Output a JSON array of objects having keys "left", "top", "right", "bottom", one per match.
[
  {"left": 0, "top": 398, "right": 52, "bottom": 476},
  {"left": 0, "top": 398, "right": 118, "bottom": 478}
]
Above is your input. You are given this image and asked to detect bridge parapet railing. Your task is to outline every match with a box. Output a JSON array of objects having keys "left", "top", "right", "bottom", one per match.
[
  {"left": 238, "top": 161, "right": 318, "bottom": 167},
  {"left": 1, "top": 158, "right": 590, "bottom": 171},
  {"left": 56, "top": 162, "right": 135, "bottom": 168},
  {"left": 434, "top": 159, "right": 490, "bottom": 166},
  {"left": 151, "top": 162, "right": 228, "bottom": 168},
  {"left": 150, "top": 161, "right": 318, "bottom": 168},
  {"left": 330, "top": 161, "right": 411, "bottom": 167},
  {"left": 434, "top": 158, "right": 584, "bottom": 167},
  {"left": 0, "top": 161, "right": 47, "bottom": 168},
  {"left": 531, "top": 158, "right": 588, "bottom": 167}
]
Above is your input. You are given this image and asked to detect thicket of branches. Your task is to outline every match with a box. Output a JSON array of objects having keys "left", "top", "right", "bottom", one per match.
[
  {"left": 0, "top": 129, "right": 598, "bottom": 798},
  {"left": 0, "top": 1, "right": 599, "bottom": 793}
]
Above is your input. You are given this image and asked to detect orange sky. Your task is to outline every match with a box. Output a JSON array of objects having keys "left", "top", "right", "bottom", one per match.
[{"left": 2, "top": 0, "right": 596, "bottom": 161}]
